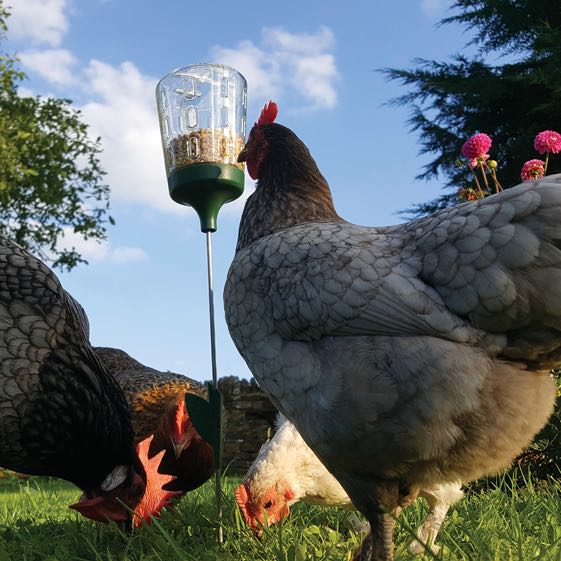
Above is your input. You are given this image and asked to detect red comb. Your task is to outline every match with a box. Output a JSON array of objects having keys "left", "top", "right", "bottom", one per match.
[
  {"left": 255, "top": 101, "right": 278, "bottom": 127},
  {"left": 132, "top": 435, "right": 182, "bottom": 527},
  {"left": 235, "top": 482, "right": 252, "bottom": 523}
]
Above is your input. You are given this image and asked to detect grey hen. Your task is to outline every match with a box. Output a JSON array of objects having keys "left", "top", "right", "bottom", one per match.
[{"left": 224, "top": 102, "right": 558, "bottom": 560}]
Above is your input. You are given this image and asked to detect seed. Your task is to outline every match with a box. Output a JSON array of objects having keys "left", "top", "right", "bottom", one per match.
[{"left": 166, "top": 129, "right": 245, "bottom": 174}]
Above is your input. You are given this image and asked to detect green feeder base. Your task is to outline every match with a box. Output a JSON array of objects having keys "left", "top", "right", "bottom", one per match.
[
  {"left": 185, "top": 383, "right": 223, "bottom": 469},
  {"left": 168, "top": 163, "right": 245, "bottom": 232}
]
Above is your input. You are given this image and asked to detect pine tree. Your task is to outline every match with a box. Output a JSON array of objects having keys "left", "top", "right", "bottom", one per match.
[{"left": 385, "top": 0, "right": 561, "bottom": 214}]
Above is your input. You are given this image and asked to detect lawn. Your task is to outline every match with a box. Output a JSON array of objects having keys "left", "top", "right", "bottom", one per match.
[{"left": 1, "top": 472, "right": 561, "bottom": 560}]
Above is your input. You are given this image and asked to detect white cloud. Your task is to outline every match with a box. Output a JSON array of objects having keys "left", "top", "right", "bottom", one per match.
[
  {"left": 264, "top": 26, "right": 335, "bottom": 56},
  {"left": 11, "top": 0, "right": 170, "bottom": 212},
  {"left": 8, "top": 0, "right": 69, "bottom": 47},
  {"left": 109, "top": 246, "right": 148, "bottom": 264},
  {"left": 211, "top": 40, "right": 281, "bottom": 102},
  {"left": 420, "top": 0, "right": 449, "bottom": 18},
  {"left": 291, "top": 54, "right": 337, "bottom": 109},
  {"left": 18, "top": 54, "right": 202, "bottom": 213},
  {"left": 59, "top": 228, "right": 148, "bottom": 264},
  {"left": 212, "top": 26, "right": 338, "bottom": 110},
  {"left": 16, "top": 85, "right": 35, "bottom": 97},
  {"left": 19, "top": 49, "right": 77, "bottom": 86},
  {"left": 79, "top": 60, "right": 176, "bottom": 212},
  {"left": 16, "top": 25, "right": 335, "bottom": 214},
  {"left": 59, "top": 229, "right": 109, "bottom": 262}
]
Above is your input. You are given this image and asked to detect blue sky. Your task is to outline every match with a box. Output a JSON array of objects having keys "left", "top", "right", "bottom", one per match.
[{"left": 5, "top": 0, "right": 471, "bottom": 381}]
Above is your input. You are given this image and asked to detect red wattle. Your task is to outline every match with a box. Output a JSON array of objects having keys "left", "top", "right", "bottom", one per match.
[
  {"left": 69, "top": 495, "right": 128, "bottom": 522},
  {"left": 247, "top": 160, "right": 259, "bottom": 180}
]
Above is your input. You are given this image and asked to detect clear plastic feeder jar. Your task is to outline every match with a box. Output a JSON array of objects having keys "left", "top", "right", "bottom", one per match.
[{"left": 156, "top": 63, "right": 247, "bottom": 231}]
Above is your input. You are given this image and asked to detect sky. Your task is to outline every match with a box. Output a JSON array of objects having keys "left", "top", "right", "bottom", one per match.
[{"left": 4, "top": 0, "right": 472, "bottom": 382}]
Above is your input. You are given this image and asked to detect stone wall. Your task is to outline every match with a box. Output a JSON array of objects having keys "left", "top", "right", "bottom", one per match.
[{"left": 217, "top": 376, "right": 278, "bottom": 473}]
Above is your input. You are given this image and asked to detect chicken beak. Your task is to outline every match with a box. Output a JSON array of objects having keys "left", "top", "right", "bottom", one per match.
[
  {"left": 172, "top": 440, "right": 187, "bottom": 459},
  {"left": 237, "top": 147, "right": 248, "bottom": 163}
]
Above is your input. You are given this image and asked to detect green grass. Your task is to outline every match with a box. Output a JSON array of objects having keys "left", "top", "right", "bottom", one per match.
[{"left": 1, "top": 472, "right": 561, "bottom": 561}]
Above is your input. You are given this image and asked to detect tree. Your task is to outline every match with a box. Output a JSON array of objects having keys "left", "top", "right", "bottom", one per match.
[
  {"left": 386, "top": 1, "right": 561, "bottom": 482},
  {"left": 385, "top": 0, "right": 561, "bottom": 215},
  {"left": 0, "top": 2, "right": 113, "bottom": 270}
]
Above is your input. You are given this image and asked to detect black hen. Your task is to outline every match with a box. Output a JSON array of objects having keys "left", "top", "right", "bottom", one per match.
[{"left": 0, "top": 235, "right": 160, "bottom": 525}]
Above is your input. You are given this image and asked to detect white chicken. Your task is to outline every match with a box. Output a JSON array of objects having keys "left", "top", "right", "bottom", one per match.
[
  {"left": 236, "top": 415, "right": 463, "bottom": 555},
  {"left": 224, "top": 102, "right": 558, "bottom": 560}
]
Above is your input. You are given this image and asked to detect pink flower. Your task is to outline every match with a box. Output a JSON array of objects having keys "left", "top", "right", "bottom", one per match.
[
  {"left": 520, "top": 159, "right": 545, "bottom": 182},
  {"left": 461, "top": 133, "right": 492, "bottom": 160},
  {"left": 534, "top": 130, "right": 561, "bottom": 154}
]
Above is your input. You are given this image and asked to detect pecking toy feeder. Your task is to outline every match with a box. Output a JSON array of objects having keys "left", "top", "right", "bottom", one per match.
[
  {"left": 156, "top": 63, "right": 246, "bottom": 232},
  {"left": 156, "top": 63, "right": 247, "bottom": 543}
]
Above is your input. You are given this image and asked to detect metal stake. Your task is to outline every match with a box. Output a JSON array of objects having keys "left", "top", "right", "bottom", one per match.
[{"left": 205, "top": 231, "right": 223, "bottom": 544}]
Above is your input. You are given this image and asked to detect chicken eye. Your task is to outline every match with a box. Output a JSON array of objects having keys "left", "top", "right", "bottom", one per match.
[{"left": 264, "top": 500, "right": 273, "bottom": 509}]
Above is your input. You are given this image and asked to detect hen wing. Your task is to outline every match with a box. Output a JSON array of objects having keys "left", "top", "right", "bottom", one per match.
[
  {"left": 0, "top": 237, "right": 131, "bottom": 474},
  {"left": 410, "top": 176, "right": 561, "bottom": 364},
  {"left": 227, "top": 175, "right": 561, "bottom": 366}
]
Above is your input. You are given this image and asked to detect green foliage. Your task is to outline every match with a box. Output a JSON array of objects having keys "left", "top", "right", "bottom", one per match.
[
  {"left": 384, "top": 0, "right": 561, "bottom": 215},
  {"left": 2, "top": 474, "right": 561, "bottom": 560},
  {"left": 0, "top": 1, "right": 112, "bottom": 270},
  {"left": 0, "top": 476, "right": 361, "bottom": 561}
]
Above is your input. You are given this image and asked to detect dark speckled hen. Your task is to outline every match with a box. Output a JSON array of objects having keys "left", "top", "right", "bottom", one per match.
[
  {"left": 0, "top": 236, "right": 150, "bottom": 525},
  {"left": 94, "top": 347, "right": 214, "bottom": 494}
]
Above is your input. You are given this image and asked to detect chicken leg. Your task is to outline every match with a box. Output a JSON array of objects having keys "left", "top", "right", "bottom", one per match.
[
  {"left": 350, "top": 480, "right": 400, "bottom": 561},
  {"left": 408, "top": 483, "right": 461, "bottom": 555}
]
